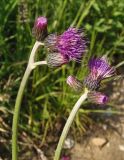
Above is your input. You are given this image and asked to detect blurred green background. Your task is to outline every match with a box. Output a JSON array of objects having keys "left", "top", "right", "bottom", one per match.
[{"left": 0, "top": 0, "right": 124, "bottom": 158}]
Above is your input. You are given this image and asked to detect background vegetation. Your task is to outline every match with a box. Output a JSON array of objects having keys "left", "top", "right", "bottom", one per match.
[{"left": 0, "top": 0, "right": 124, "bottom": 158}]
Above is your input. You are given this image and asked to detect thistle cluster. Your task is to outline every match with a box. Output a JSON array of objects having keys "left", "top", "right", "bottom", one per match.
[
  {"left": 67, "top": 56, "right": 116, "bottom": 105},
  {"left": 33, "top": 17, "right": 87, "bottom": 67},
  {"left": 33, "top": 16, "right": 116, "bottom": 105},
  {"left": 12, "top": 16, "right": 118, "bottom": 160}
]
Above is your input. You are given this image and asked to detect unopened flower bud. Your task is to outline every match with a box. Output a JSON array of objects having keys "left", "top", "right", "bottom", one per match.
[
  {"left": 67, "top": 75, "right": 83, "bottom": 92},
  {"left": 88, "top": 91, "right": 109, "bottom": 105},
  {"left": 47, "top": 52, "right": 69, "bottom": 68},
  {"left": 32, "top": 16, "right": 48, "bottom": 41}
]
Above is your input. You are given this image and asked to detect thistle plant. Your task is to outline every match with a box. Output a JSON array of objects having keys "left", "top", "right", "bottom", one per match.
[
  {"left": 54, "top": 56, "right": 116, "bottom": 160},
  {"left": 12, "top": 16, "right": 87, "bottom": 160},
  {"left": 12, "top": 15, "right": 116, "bottom": 160}
]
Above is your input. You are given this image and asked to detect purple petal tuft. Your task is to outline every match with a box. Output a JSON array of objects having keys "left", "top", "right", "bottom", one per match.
[
  {"left": 57, "top": 28, "right": 87, "bottom": 61},
  {"left": 89, "top": 56, "right": 115, "bottom": 79}
]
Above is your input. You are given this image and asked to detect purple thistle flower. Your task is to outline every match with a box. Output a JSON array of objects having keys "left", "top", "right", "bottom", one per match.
[
  {"left": 32, "top": 16, "right": 48, "bottom": 41},
  {"left": 84, "top": 56, "right": 115, "bottom": 90},
  {"left": 45, "top": 27, "right": 87, "bottom": 63},
  {"left": 88, "top": 91, "right": 109, "bottom": 104},
  {"left": 89, "top": 56, "right": 115, "bottom": 79},
  {"left": 67, "top": 75, "right": 83, "bottom": 92}
]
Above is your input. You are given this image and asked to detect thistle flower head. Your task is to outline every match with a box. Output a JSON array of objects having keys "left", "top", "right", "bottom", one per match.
[
  {"left": 47, "top": 52, "right": 69, "bottom": 68},
  {"left": 33, "top": 16, "right": 48, "bottom": 41},
  {"left": 67, "top": 75, "right": 83, "bottom": 92},
  {"left": 45, "top": 27, "right": 87, "bottom": 62},
  {"left": 84, "top": 56, "right": 115, "bottom": 90},
  {"left": 88, "top": 91, "right": 109, "bottom": 105}
]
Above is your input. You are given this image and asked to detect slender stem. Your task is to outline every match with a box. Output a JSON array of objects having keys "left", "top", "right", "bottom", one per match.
[
  {"left": 12, "top": 41, "right": 44, "bottom": 160},
  {"left": 54, "top": 88, "right": 88, "bottom": 160},
  {"left": 29, "top": 41, "right": 44, "bottom": 65},
  {"left": 33, "top": 60, "right": 47, "bottom": 67}
]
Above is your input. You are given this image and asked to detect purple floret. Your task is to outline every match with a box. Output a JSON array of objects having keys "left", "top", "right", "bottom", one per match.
[
  {"left": 89, "top": 56, "right": 115, "bottom": 79},
  {"left": 57, "top": 28, "right": 86, "bottom": 61},
  {"left": 35, "top": 17, "right": 47, "bottom": 29}
]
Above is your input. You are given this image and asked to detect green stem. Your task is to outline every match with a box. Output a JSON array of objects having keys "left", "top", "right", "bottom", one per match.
[
  {"left": 12, "top": 41, "right": 45, "bottom": 160},
  {"left": 54, "top": 88, "right": 88, "bottom": 160}
]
